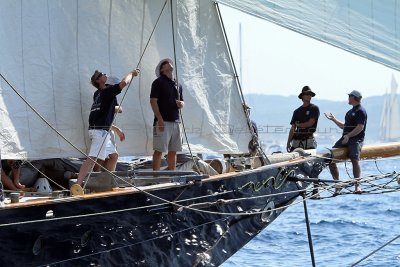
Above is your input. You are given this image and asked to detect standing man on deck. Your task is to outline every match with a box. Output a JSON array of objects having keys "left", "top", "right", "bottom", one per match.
[
  {"left": 287, "top": 86, "right": 320, "bottom": 152},
  {"left": 325, "top": 90, "right": 367, "bottom": 194},
  {"left": 150, "top": 58, "right": 184, "bottom": 171},
  {"left": 75, "top": 68, "right": 140, "bottom": 187}
]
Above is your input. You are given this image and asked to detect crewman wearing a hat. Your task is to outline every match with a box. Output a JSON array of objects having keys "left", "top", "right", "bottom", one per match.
[
  {"left": 150, "top": 58, "right": 184, "bottom": 171},
  {"left": 287, "top": 86, "right": 320, "bottom": 152}
]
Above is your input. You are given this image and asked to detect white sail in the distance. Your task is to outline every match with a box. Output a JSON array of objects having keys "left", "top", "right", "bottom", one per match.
[{"left": 380, "top": 75, "right": 400, "bottom": 141}]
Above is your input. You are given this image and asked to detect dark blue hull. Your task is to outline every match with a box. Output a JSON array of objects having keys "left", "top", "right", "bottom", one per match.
[{"left": 0, "top": 158, "right": 324, "bottom": 266}]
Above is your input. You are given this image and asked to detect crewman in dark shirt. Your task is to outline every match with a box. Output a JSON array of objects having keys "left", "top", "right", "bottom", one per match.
[
  {"left": 75, "top": 68, "right": 140, "bottom": 189},
  {"left": 287, "top": 86, "right": 320, "bottom": 152},
  {"left": 325, "top": 90, "right": 367, "bottom": 195},
  {"left": 150, "top": 58, "right": 184, "bottom": 171}
]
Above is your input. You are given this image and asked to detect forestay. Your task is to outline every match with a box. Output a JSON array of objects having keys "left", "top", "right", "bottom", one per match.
[
  {"left": 0, "top": 0, "right": 252, "bottom": 159},
  {"left": 217, "top": 0, "right": 400, "bottom": 71}
]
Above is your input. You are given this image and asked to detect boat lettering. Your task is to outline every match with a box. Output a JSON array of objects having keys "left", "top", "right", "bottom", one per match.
[{"left": 238, "top": 169, "right": 295, "bottom": 192}]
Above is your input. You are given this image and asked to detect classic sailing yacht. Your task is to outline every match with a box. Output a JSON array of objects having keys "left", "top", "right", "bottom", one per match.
[{"left": 0, "top": 1, "right": 399, "bottom": 266}]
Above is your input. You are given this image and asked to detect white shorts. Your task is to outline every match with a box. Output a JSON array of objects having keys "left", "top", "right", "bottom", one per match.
[
  {"left": 88, "top": 129, "right": 114, "bottom": 160},
  {"left": 105, "top": 131, "right": 118, "bottom": 157},
  {"left": 153, "top": 122, "right": 182, "bottom": 153}
]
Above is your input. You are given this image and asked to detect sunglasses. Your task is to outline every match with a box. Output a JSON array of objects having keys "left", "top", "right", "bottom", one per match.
[{"left": 96, "top": 72, "right": 106, "bottom": 80}]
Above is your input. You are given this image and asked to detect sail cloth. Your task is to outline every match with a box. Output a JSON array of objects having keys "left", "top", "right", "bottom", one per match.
[
  {"left": 0, "top": 0, "right": 252, "bottom": 159},
  {"left": 217, "top": 0, "right": 400, "bottom": 72},
  {"left": 380, "top": 75, "right": 400, "bottom": 141}
]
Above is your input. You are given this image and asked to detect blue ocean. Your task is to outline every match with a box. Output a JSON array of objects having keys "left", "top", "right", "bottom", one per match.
[{"left": 221, "top": 157, "right": 400, "bottom": 267}]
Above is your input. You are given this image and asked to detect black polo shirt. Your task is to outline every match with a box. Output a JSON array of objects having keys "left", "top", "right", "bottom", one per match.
[
  {"left": 343, "top": 104, "right": 367, "bottom": 140},
  {"left": 88, "top": 84, "right": 121, "bottom": 130},
  {"left": 150, "top": 75, "right": 183, "bottom": 124},
  {"left": 290, "top": 104, "right": 320, "bottom": 139}
]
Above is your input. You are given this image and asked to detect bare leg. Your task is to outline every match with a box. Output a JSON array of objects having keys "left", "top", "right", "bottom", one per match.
[
  {"left": 76, "top": 157, "right": 96, "bottom": 185},
  {"left": 11, "top": 168, "right": 25, "bottom": 190},
  {"left": 351, "top": 158, "right": 362, "bottom": 192},
  {"left": 93, "top": 159, "right": 104, "bottom": 172},
  {"left": 329, "top": 162, "right": 339, "bottom": 180},
  {"left": 152, "top": 150, "right": 162, "bottom": 171},
  {"left": 105, "top": 153, "right": 118, "bottom": 171},
  {"left": 329, "top": 162, "right": 341, "bottom": 194},
  {"left": 167, "top": 151, "right": 177, "bottom": 170}
]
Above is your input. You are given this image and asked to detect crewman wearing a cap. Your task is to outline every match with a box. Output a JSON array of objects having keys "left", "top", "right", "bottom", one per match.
[
  {"left": 75, "top": 68, "right": 140, "bottom": 188},
  {"left": 287, "top": 86, "right": 320, "bottom": 152},
  {"left": 325, "top": 90, "right": 367, "bottom": 195},
  {"left": 150, "top": 58, "right": 184, "bottom": 171}
]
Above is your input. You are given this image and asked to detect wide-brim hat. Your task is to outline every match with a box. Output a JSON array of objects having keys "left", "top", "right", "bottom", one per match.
[
  {"left": 298, "top": 86, "right": 316, "bottom": 99},
  {"left": 155, "top": 58, "right": 173, "bottom": 77}
]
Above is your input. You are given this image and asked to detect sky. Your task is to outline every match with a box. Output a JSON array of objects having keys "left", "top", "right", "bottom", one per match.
[{"left": 219, "top": 5, "right": 400, "bottom": 101}]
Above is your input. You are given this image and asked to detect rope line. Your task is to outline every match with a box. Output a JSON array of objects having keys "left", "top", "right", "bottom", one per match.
[{"left": 351, "top": 234, "right": 400, "bottom": 266}]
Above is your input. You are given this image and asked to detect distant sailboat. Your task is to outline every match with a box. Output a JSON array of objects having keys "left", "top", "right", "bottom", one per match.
[{"left": 380, "top": 75, "right": 400, "bottom": 141}]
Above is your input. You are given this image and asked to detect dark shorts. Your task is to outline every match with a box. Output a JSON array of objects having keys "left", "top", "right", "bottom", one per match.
[{"left": 333, "top": 137, "right": 363, "bottom": 160}]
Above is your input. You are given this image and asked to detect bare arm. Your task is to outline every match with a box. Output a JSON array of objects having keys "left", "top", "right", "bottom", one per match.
[
  {"left": 324, "top": 112, "right": 344, "bottom": 129},
  {"left": 111, "top": 125, "right": 125, "bottom": 141},
  {"left": 119, "top": 69, "right": 140, "bottom": 90},
  {"left": 176, "top": 100, "right": 184, "bottom": 109},
  {"left": 296, "top": 118, "right": 316, "bottom": 128},
  {"left": 341, "top": 124, "right": 364, "bottom": 144},
  {"left": 286, "top": 124, "right": 296, "bottom": 152},
  {"left": 150, "top": 98, "right": 165, "bottom": 132}
]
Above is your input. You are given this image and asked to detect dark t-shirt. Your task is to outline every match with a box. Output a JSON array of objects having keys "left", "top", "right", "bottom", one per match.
[
  {"left": 150, "top": 75, "right": 183, "bottom": 124},
  {"left": 343, "top": 104, "right": 367, "bottom": 140},
  {"left": 290, "top": 104, "right": 320, "bottom": 139},
  {"left": 88, "top": 84, "right": 121, "bottom": 130}
]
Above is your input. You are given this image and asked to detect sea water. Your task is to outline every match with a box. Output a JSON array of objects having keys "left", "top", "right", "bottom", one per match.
[{"left": 221, "top": 158, "right": 400, "bottom": 267}]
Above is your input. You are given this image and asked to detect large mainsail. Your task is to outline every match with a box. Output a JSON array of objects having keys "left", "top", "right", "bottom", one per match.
[
  {"left": 0, "top": 0, "right": 251, "bottom": 159},
  {"left": 380, "top": 75, "right": 400, "bottom": 141},
  {"left": 217, "top": 0, "right": 400, "bottom": 72}
]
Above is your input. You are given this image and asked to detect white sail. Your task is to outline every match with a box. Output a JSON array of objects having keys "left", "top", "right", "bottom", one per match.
[
  {"left": 380, "top": 75, "right": 400, "bottom": 141},
  {"left": 217, "top": 0, "right": 400, "bottom": 71},
  {"left": 0, "top": 0, "right": 252, "bottom": 159}
]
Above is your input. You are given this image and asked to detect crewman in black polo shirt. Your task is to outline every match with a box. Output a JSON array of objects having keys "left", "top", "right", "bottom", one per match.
[
  {"left": 150, "top": 58, "right": 184, "bottom": 171},
  {"left": 325, "top": 90, "right": 367, "bottom": 195},
  {"left": 287, "top": 86, "right": 320, "bottom": 152}
]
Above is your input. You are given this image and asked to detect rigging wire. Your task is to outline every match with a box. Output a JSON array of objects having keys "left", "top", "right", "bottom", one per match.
[
  {"left": 214, "top": 2, "right": 269, "bottom": 164},
  {"left": 351, "top": 234, "right": 400, "bottom": 266},
  {"left": 1, "top": 170, "right": 399, "bottom": 228},
  {"left": 82, "top": 0, "right": 169, "bottom": 190},
  {"left": 0, "top": 0, "right": 169, "bottom": 192}
]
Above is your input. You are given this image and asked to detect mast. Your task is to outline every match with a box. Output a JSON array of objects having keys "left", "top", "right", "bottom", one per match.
[{"left": 239, "top": 22, "right": 243, "bottom": 88}]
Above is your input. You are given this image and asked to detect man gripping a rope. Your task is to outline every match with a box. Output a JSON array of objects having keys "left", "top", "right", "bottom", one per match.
[{"left": 74, "top": 68, "right": 140, "bottom": 191}]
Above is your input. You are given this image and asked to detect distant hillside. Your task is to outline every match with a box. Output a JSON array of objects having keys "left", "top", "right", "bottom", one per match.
[{"left": 244, "top": 93, "right": 385, "bottom": 145}]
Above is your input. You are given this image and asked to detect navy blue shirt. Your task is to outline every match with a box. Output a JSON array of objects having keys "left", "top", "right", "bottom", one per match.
[
  {"left": 343, "top": 104, "right": 367, "bottom": 140},
  {"left": 150, "top": 75, "right": 183, "bottom": 124},
  {"left": 88, "top": 84, "right": 121, "bottom": 130},
  {"left": 290, "top": 104, "right": 320, "bottom": 139}
]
